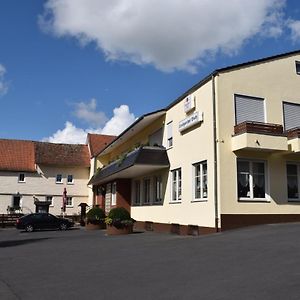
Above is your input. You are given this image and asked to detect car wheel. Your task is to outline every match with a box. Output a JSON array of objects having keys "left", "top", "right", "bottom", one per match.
[
  {"left": 25, "top": 224, "right": 34, "bottom": 232},
  {"left": 59, "top": 223, "right": 68, "bottom": 231}
]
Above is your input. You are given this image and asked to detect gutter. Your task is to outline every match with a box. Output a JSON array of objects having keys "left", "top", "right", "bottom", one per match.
[{"left": 212, "top": 74, "right": 219, "bottom": 232}]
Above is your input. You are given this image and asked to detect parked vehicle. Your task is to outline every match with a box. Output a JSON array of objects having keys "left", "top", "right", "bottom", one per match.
[{"left": 16, "top": 213, "right": 74, "bottom": 232}]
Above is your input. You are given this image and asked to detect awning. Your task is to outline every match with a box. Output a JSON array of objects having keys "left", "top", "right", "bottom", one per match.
[{"left": 89, "top": 146, "right": 170, "bottom": 185}]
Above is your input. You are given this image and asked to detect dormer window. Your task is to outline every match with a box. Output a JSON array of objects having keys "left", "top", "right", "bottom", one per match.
[{"left": 296, "top": 61, "right": 300, "bottom": 75}]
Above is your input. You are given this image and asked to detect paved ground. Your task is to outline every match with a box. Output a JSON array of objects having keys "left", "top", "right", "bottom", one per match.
[{"left": 1, "top": 224, "right": 300, "bottom": 300}]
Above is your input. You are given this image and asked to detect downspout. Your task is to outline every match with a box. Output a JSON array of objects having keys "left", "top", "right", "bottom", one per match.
[{"left": 212, "top": 74, "right": 219, "bottom": 232}]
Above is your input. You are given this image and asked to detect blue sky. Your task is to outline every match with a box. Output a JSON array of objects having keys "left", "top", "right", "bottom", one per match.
[{"left": 1, "top": 0, "right": 300, "bottom": 143}]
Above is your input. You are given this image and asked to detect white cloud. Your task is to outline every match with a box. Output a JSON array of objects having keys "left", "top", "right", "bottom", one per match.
[
  {"left": 73, "top": 98, "right": 108, "bottom": 126},
  {"left": 39, "top": 0, "right": 286, "bottom": 72},
  {"left": 287, "top": 20, "right": 300, "bottom": 42},
  {"left": 0, "top": 64, "right": 8, "bottom": 96},
  {"left": 43, "top": 104, "right": 135, "bottom": 144}
]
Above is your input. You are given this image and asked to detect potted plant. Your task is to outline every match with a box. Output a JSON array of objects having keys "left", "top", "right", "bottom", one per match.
[
  {"left": 105, "top": 207, "right": 135, "bottom": 235},
  {"left": 86, "top": 206, "right": 106, "bottom": 230}
]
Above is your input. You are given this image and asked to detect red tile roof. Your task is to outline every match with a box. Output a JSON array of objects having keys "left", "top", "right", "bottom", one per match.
[
  {"left": 87, "top": 133, "right": 116, "bottom": 158},
  {"left": 0, "top": 139, "right": 36, "bottom": 172},
  {"left": 34, "top": 142, "right": 90, "bottom": 167}
]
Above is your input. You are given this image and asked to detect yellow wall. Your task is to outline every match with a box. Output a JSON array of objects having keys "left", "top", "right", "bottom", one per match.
[{"left": 216, "top": 53, "right": 300, "bottom": 216}]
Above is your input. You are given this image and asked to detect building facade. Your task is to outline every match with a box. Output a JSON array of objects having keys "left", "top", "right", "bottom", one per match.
[
  {"left": 89, "top": 50, "right": 300, "bottom": 233},
  {"left": 0, "top": 139, "right": 90, "bottom": 216}
]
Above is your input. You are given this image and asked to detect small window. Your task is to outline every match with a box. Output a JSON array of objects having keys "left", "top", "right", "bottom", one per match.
[
  {"left": 296, "top": 61, "right": 300, "bottom": 75},
  {"left": 153, "top": 176, "right": 162, "bottom": 203},
  {"left": 143, "top": 178, "right": 151, "bottom": 204},
  {"left": 287, "top": 164, "right": 299, "bottom": 200},
  {"left": 194, "top": 161, "right": 208, "bottom": 200},
  {"left": 56, "top": 174, "right": 63, "bottom": 183},
  {"left": 167, "top": 121, "right": 173, "bottom": 148},
  {"left": 67, "top": 175, "right": 74, "bottom": 184},
  {"left": 171, "top": 168, "right": 182, "bottom": 202},
  {"left": 133, "top": 180, "right": 141, "bottom": 205},
  {"left": 46, "top": 196, "right": 53, "bottom": 206},
  {"left": 66, "top": 197, "right": 73, "bottom": 207},
  {"left": 18, "top": 173, "right": 25, "bottom": 183},
  {"left": 111, "top": 182, "right": 117, "bottom": 206}
]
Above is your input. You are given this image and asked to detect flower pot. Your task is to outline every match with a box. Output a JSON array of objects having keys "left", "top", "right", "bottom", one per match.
[
  {"left": 86, "top": 223, "right": 106, "bottom": 230},
  {"left": 106, "top": 224, "right": 133, "bottom": 235}
]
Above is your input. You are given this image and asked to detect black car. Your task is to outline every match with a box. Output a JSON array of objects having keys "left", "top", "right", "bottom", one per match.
[{"left": 16, "top": 213, "right": 74, "bottom": 232}]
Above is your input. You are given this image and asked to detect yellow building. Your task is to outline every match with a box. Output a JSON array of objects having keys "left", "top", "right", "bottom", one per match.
[{"left": 89, "top": 50, "right": 300, "bottom": 234}]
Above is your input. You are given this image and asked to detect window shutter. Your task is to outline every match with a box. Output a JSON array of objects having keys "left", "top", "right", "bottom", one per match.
[
  {"left": 235, "top": 95, "right": 265, "bottom": 125},
  {"left": 283, "top": 102, "right": 300, "bottom": 130}
]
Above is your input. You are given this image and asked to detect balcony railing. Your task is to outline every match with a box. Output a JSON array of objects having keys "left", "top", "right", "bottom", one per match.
[
  {"left": 234, "top": 121, "right": 284, "bottom": 136},
  {"left": 286, "top": 127, "right": 300, "bottom": 140}
]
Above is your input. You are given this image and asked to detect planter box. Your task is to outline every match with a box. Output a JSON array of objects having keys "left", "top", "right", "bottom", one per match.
[
  {"left": 86, "top": 223, "right": 106, "bottom": 230},
  {"left": 106, "top": 225, "right": 133, "bottom": 235}
]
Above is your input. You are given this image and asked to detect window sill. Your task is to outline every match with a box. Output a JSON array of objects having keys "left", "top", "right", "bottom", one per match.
[
  {"left": 56, "top": 182, "right": 63, "bottom": 184},
  {"left": 191, "top": 199, "right": 208, "bottom": 203},
  {"left": 18, "top": 181, "right": 26, "bottom": 183},
  {"left": 169, "top": 201, "right": 182, "bottom": 204},
  {"left": 238, "top": 198, "right": 270, "bottom": 203},
  {"left": 67, "top": 183, "right": 74, "bottom": 185},
  {"left": 66, "top": 205, "right": 73, "bottom": 208}
]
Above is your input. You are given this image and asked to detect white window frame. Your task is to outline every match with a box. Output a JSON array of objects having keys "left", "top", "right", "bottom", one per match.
[
  {"left": 166, "top": 121, "right": 173, "bottom": 148},
  {"left": 46, "top": 196, "right": 54, "bottom": 206},
  {"left": 56, "top": 174, "right": 63, "bottom": 184},
  {"left": 143, "top": 178, "right": 151, "bottom": 205},
  {"left": 132, "top": 180, "right": 141, "bottom": 205},
  {"left": 170, "top": 168, "right": 182, "bottom": 203},
  {"left": 287, "top": 163, "right": 300, "bottom": 202},
  {"left": 237, "top": 159, "right": 269, "bottom": 202},
  {"left": 153, "top": 176, "right": 163, "bottom": 203},
  {"left": 111, "top": 182, "right": 117, "bottom": 206},
  {"left": 67, "top": 174, "right": 74, "bottom": 185},
  {"left": 18, "top": 173, "right": 25, "bottom": 183},
  {"left": 193, "top": 161, "right": 208, "bottom": 201},
  {"left": 66, "top": 196, "right": 73, "bottom": 207}
]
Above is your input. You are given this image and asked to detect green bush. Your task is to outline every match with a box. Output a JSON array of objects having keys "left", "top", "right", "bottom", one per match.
[
  {"left": 106, "top": 207, "right": 135, "bottom": 228},
  {"left": 108, "top": 207, "right": 130, "bottom": 221},
  {"left": 86, "top": 206, "right": 105, "bottom": 225}
]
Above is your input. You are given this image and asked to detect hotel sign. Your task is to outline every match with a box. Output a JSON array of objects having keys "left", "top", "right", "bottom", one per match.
[
  {"left": 184, "top": 95, "right": 195, "bottom": 113},
  {"left": 179, "top": 111, "right": 203, "bottom": 132}
]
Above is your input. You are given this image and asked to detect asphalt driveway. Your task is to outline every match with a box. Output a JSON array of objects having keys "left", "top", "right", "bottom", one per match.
[{"left": 1, "top": 223, "right": 300, "bottom": 300}]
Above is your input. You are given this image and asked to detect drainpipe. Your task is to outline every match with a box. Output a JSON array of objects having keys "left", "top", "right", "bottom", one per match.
[{"left": 212, "top": 74, "right": 219, "bottom": 232}]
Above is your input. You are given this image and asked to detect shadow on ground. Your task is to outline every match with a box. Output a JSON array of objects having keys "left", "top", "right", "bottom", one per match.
[{"left": 0, "top": 238, "right": 51, "bottom": 248}]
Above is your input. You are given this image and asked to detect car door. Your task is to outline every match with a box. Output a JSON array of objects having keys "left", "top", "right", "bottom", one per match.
[{"left": 45, "top": 214, "right": 59, "bottom": 229}]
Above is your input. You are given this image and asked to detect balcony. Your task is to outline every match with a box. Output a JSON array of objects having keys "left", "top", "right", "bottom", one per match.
[
  {"left": 287, "top": 127, "right": 300, "bottom": 152},
  {"left": 89, "top": 146, "right": 170, "bottom": 185},
  {"left": 232, "top": 121, "right": 288, "bottom": 152}
]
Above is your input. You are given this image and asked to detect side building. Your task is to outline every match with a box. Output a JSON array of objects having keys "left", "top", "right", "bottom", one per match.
[
  {"left": 0, "top": 139, "right": 90, "bottom": 216},
  {"left": 89, "top": 50, "right": 300, "bottom": 233}
]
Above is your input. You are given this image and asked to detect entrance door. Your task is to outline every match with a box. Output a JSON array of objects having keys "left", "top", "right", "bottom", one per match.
[{"left": 12, "top": 196, "right": 21, "bottom": 212}]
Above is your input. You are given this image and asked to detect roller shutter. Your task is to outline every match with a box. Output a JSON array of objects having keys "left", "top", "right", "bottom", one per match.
[
  {"left": 235, "top": 95, "right": 265, "bottom": 125},
  {"left": 283, "top": 102, "right": 300, "bottom": 130}
]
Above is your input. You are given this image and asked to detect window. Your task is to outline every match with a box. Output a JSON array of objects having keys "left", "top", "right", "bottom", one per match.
[
  {"left": 66, "top": 197, "right": 73, "bottom": 207},
  {"left": 18, "top": 173, "right": 25, "bottom": 183},
  {"left": 287, "top": 164, "right": 299, "bottom": 200},
  {"left": 234, "top": 94, "right": 265, "bottom": 125},
  {"left": 283, "top": 102, "right": 300, "bottom": 130},
  {"left": 154, "top": 176, "right": 162, "bottom": 203},
  {"left": 12, "top": 196, "right": 21, "bottom": 209},
  {"left": 133, "top": 180, "right": 141, "bottom": 205},
  {"left": 67, "top": 175, "right": 74, "bottom": 184},
  {"left": 171, "top": 169, "right": 182, "bottom": 202},
  {"left": 194, "top": 161, "right": 208, "bottom": 200},
  {"left": 167, "top": 121, "right": 173, "bottom": 148},
  {"left": 56, "top": 174, "right": 63, "bottom": 183},
  {"left": 46, "top": 196, "right": 53, "bottom": 206},
  {"left": 237, "top": 160, "right": 267, "bottom": 200},
  {"left": 143, "top": 178, "right": 151, "bottom": 204},
  {"left": 111, "top": 182, "right": 117, "bottom": 206},
  {"left": 296, "top": 61, "right": 300, "bottom": 75}
]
